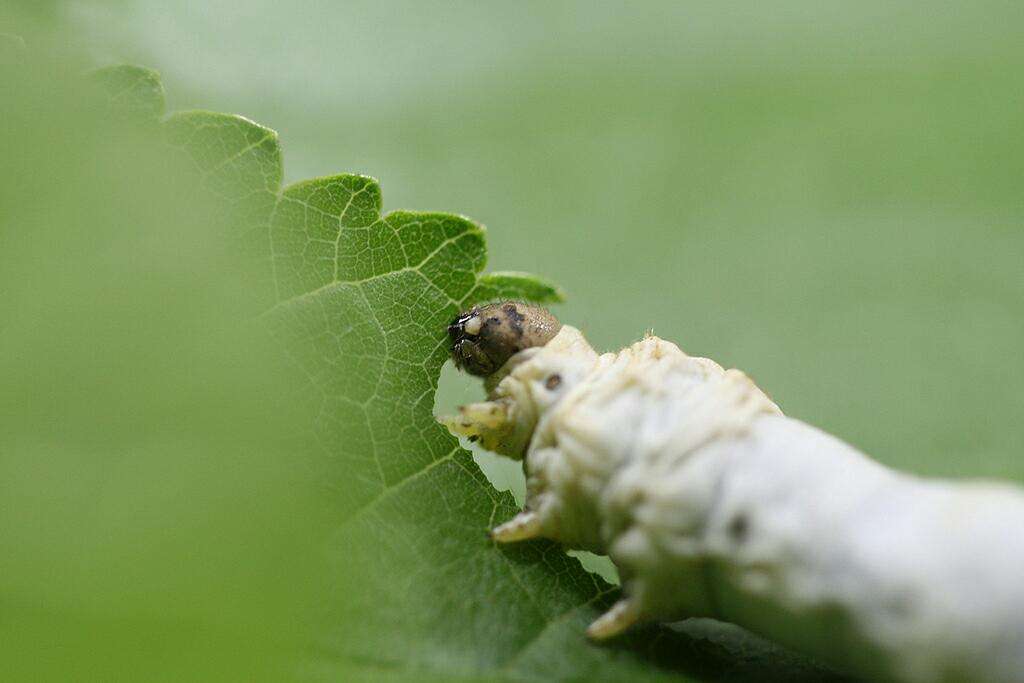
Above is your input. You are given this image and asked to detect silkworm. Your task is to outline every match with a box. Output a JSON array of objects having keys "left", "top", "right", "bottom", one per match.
[{"left": 440, "top": 302, "right": 1024, "bottom": 683}]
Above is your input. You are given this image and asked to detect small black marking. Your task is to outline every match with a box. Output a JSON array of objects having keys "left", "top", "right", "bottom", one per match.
[
  {"left": 503, "top": 303, "right": 525, "bottom": 323},
  {"left": 504, "top": 303, "right": 526, "bottom": 337},
  {"left": 728, "top": 514, "right": 749, "bottom": 543},
  {"left": 545, "top": 374, "right": 562, "bottom": 390}
]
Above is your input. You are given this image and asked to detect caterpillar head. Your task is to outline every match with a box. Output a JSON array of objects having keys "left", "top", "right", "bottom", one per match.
[
  {"left": 448, "top": 302, "right": 561, "bottom": 377},
  {"left": 441, "top": 303, "right": 597, "bottom": 459}
]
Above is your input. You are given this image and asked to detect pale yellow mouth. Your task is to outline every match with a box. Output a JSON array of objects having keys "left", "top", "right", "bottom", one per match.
[{"left": 438, "top": 398, "right": 516, "bottom": 454}]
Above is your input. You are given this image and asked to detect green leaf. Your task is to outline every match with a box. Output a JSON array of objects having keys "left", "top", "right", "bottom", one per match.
[
  {"left": 1, "top": 60, "right": 318, "bottom": 683},
  {"left": 90, "top": 64, "right": 165, "bottom": 121},
  {"left": 0, "top": 32, "right": 26, "bottom": 55},
  {"left": 2, "top": 61, "right": 851, "bottom": 682},
  {"left": 156, "top": 78, "right": 848, "bottom": 682}
]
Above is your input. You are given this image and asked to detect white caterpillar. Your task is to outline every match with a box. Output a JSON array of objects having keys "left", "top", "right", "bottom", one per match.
[{"left": 442, "top": 303, "right": 1024, "bottom": 683}]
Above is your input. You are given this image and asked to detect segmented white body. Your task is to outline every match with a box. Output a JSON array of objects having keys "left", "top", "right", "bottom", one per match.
[{"left": 454, "top": 325, "right": 1024, "bottom": 683}]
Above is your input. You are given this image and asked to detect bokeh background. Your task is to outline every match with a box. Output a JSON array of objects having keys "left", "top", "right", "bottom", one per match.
[
  {"left": 60, "top": 0, "right": 1024, "bottom": 485},
  {"left": 3, "top": 1, "right": 1023, "bottom": 680}
]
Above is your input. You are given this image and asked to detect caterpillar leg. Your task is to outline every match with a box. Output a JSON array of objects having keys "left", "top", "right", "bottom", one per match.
[
  {"left": 586, "top": 598, "right": 640, "bottom": 640},
  {"left": 490, "top": 511, "right": 542, "bottom": 542}
]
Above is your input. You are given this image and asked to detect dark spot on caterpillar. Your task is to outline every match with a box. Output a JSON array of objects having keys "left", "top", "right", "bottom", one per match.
[
  {"left": 545, "top": 374, "right": 562, "bottom": 390},
  {"left": 728, "top": 513, "right": 749, "bottom": 543},
  {"left": 468, "top": 435, "right": 479, "bottom": 443},
  {"left": 503, "top": 303, "right": 525, "bottom": 322},
  {"left": 887, "top": 592, "right": 918, "bottom": 618},
  {"left": 503, "top": 303, "right": 526, "bottom": 338}
]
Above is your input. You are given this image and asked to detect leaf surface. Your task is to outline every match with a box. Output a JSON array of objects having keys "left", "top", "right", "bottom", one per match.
[
  {"left": 5, "top": 62, "right": 851, "bottom": 683},
  {"left": 150, "top": 68, "right": 855, "bottom": 683}
]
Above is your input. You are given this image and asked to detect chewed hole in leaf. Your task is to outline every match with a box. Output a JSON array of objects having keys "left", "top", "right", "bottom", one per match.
[{"left": 435, "top": 359, "right": 528, "bottom": 501}]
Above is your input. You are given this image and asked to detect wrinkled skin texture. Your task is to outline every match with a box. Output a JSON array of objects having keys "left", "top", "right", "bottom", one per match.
[{"left": 444, "top": 321, "right": 781, "bottom": 632}]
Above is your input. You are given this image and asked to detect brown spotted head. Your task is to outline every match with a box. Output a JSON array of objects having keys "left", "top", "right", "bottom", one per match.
[{"left": 448, "top": 302, "right": 562, "bottom": 376}]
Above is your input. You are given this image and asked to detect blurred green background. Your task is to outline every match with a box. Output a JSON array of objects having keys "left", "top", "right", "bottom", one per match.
[
  {"left": 3, "top": 1, "right": 1023, "bottom": 680},
  {"left": 0, "top": 47, "right": 327, "bottom": 681},
  {"left": 55, "top": 0, "right": 1024, "bottom": 483}
]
